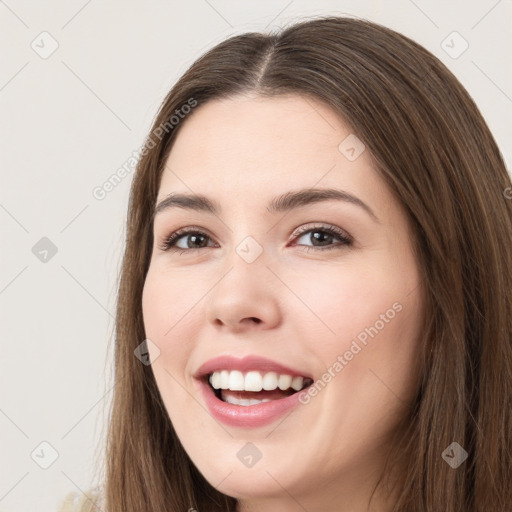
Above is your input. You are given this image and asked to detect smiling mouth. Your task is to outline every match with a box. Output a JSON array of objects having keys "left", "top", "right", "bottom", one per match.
[{"left": 205, "top": 373, "right": 314, "bottom": 406}]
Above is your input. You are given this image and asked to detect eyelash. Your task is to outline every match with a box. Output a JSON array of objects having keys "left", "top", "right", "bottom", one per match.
[{"left": 158, "top": 224, "right": 352, "bottom": 254}]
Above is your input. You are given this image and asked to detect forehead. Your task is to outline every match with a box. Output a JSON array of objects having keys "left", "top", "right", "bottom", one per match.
[
  {"left": 158, "top": 93, "right": 383, "bottom": 213},
  {"left": 165, "top": 93, "right": 359, "bottom": 166}
]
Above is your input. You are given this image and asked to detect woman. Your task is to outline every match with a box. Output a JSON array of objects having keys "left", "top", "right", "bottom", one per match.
[{"left": 59, "top": 15, "right": 512, "bottom": 512}]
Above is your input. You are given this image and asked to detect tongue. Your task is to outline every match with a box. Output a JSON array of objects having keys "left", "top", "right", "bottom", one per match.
[{"left": 220, "top": 388, "right": 296, "bottom": 402}]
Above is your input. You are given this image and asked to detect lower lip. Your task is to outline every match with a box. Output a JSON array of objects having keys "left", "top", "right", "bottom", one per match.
[{"left": 197, "top": 378, "right": 309, "bottom": 428}]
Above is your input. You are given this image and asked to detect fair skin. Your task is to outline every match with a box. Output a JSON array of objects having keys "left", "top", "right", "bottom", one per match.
[{"left": 142, "top": 93, "right": 424, "bottom": 512}]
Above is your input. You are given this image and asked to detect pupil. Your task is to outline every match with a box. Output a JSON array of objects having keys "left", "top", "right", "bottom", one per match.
[
  {"left": 189, "top": 234, "right": 207, "bottom": 248},
  {"left": 312, "top": 231, "right": 331, "bottom": 246}
]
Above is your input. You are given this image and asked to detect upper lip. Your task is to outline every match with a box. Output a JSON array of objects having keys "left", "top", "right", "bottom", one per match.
[{"left": 194, "top": 355, "right": 313, "bottom": 380}]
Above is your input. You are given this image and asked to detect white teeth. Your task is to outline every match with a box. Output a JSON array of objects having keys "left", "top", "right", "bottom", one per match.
[
  {"left": 219, "top": 370, "right": 229, "bottom": 389},
  {"left": 228, "top": 370, "right": 245, "bottom": 391},
  {"left": 209, "top": 370, "right": 309, "bottom": 392},
  {"left": 211, "top": 372, "right": 221, "bottom": 389},
  {"left": 244, "top": 371, "right": 263, "bottom": 392},
  {"left": 223, "top": 395, "right": 272, "bottom": 406},
  {"left": 291, "top": 376, "right": 304, "bottom": 391},
  {"left": 278, "top": 374, "right": 292, "bottom": 390},
  {"left": 262, "top": 371, "right": 278, "bottom": 390}
]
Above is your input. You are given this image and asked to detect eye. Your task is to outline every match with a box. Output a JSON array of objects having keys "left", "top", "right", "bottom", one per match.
[
  {"left": 158, "top": 223, "right": 352, "bottom": 254},
  {"left": 291, "top": 223, "right": 352, "bottom": 252},
  {"left": 158, "top": 227, "right": 216, "bottom": 254}
]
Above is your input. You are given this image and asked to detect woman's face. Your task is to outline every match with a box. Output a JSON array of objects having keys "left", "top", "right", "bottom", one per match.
[{"left": 142, "top": 93, "right": 423, "bottom": 511}]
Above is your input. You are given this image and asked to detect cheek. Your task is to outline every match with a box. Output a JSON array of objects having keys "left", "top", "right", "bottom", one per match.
[
  {"left": 295, "top": 267, "right": 422, "bottom": 453},
  {"left": 142, "top": 265, "right": 203, "bottom": 342},
  {"left": 288, "top": 260, "right": 410, "bottom": 342},
  {"left": 290, "top": 253, "right": 422, "bottom": 393},
  {"left": 141, "top": 270, "right": 200, "bottom": 432},
  {"left": 141, "top": 268, "right": 198, "bottom": 382},
  {"left": 331, "top": 278, "right": 422, "bottom": 413},
  {"left": 142, "top": 272, "right": 168, "bottom": 353}
]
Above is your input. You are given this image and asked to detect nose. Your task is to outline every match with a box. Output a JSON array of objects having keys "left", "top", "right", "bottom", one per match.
[{"left": 205, "top": 252, "right": 282, "bottom": 333}]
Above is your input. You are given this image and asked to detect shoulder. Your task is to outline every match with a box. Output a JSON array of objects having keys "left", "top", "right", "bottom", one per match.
[{"left": 57, "top": 485, "right": 104, "bottom": 512}]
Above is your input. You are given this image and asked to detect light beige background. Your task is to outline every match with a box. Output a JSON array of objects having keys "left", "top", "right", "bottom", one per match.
[{"left": 1, "top": 1, "right": 510, "bottom": 511}]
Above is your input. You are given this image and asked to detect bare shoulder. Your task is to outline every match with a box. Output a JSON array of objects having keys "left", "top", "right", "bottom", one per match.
[{"left": 57, "top": 485, "right": 104, "bottom": 512}]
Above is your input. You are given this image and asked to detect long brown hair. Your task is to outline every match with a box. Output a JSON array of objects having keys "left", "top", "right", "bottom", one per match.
[{"left": 101, "top": 15, "right": 512, "bottom": 511}]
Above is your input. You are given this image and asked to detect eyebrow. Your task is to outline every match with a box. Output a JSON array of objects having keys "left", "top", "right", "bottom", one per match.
[{"left": 153, "top": 187, "right": 380, "bottom": 223}]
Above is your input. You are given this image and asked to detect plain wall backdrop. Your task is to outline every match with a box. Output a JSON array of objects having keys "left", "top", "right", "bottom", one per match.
[{"left": 1, "top": 1, "right": 511, "bottom": 511}]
